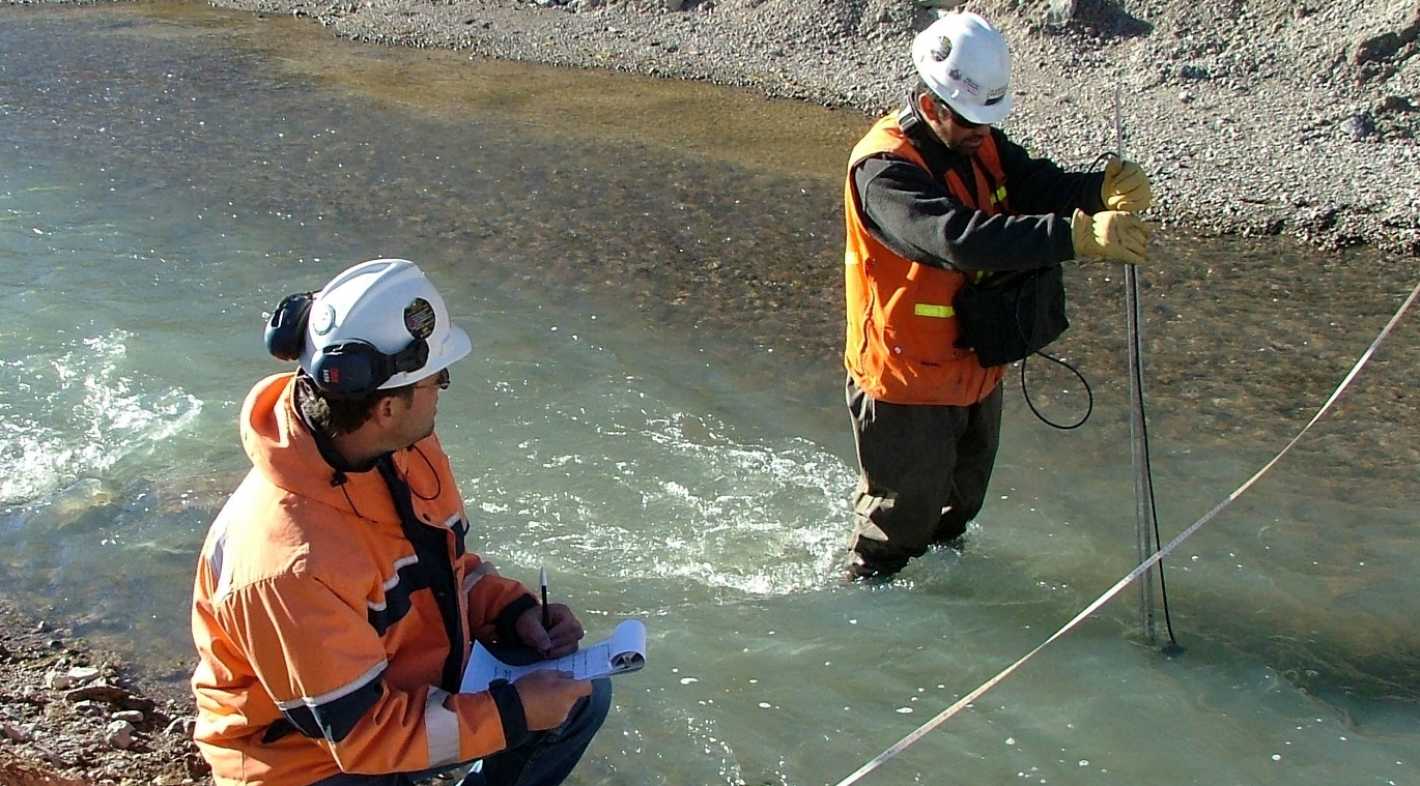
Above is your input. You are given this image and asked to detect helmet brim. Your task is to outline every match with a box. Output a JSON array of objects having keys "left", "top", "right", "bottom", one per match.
[{"left": 954, "top": 93, "right": 1012, "bottom": 126}]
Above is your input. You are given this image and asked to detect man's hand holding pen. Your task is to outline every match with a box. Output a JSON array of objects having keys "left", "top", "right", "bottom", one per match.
[{"left": 515, "top": 602, "right": 585, "bottom": 658}]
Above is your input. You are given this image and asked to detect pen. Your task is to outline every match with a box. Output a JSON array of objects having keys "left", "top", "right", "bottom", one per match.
[{"left": 540, "top": 566, "right": 550, "bottom": 631}]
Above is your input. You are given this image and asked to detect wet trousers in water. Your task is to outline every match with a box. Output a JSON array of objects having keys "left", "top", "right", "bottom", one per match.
[
  {"left": 847, "top": 375, "right": 1003, "bottom": 576},
  {"left": 310, "top": 679, "right": 612, "bottom": 786}
]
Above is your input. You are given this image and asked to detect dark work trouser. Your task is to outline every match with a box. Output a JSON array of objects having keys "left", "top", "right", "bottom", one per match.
[
  {"left": 846, "top": 375, "right": 1003, "bottom": 575},
  {"left": 310, "top": 678, "right": 612, "bottom": 786}
]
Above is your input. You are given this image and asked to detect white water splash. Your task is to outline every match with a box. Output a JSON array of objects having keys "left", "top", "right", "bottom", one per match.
[
  {"left": 482, "top": 403, "right": 854, "bottom": 596},
  {"left": 0, "top": 330, "right": 202, "bottom": 504}
]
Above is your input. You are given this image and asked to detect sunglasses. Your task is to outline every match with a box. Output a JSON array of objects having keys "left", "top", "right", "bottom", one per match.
[
  {"left": 418, "top": 368, "right": 451, "bottom": 390},
  {"left": 941, "top": 101, "right": 987, "bottom": 130}
]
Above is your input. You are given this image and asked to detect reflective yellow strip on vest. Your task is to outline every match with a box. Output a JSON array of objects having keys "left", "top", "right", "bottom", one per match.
[
  {"left": 992, "top": 185, "right": 1007, "bottom": 205},
  {"left": 914, "top": 303, "right": 955, "bottom": 319}
]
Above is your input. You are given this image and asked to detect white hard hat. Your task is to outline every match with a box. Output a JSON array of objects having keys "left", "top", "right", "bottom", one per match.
[
  {"left": 299, "top": 258, "right": 471, "bottom": 391},
  {"left": 911, "top": 12, "right": 1013, "bottom": 125}
]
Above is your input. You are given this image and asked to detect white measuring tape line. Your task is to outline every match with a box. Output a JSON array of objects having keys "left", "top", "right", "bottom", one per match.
[{"left": 833, "top": 279, "right": 1420, "bottom": 786}]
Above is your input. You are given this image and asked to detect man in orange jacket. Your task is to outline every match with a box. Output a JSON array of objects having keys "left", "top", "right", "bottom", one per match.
[
  {"left": 191, "top": 258, "right": 610, "bottom": 786},
  {"left": 843, "top": 13, "right": 1153, "bottom": 579}
]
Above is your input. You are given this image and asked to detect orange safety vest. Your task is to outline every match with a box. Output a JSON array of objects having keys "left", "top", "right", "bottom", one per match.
[{"left": 843, "top": 114, "right": 1011, "bottom": 406}]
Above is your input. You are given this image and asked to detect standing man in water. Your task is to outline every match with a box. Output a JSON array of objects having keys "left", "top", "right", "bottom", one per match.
[
  {"left": 190, "top": 258, "right": 611, "bottom": 786},
  {"left": 841, "top": 12, "right": 1153, "bottom": 579}
]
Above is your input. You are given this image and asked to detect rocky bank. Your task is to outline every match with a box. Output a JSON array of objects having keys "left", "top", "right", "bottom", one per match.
[{"left": 0, "top": 602, "right": 205, "bottom": 786}]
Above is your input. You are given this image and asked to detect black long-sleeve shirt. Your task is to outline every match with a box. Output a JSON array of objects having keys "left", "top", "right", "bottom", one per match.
[{"left": 852, "top": 121, "right": 1106, "bottom": 273}]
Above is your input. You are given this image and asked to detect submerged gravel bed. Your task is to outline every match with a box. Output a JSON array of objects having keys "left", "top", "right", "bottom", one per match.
[{"left": 182, "top": 0, "right": 1420, "bottom": 257}]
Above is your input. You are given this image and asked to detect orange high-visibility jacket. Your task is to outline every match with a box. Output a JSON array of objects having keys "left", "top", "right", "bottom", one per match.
[
  {"left": 843, "top": 114, "right": 1011, "bottom": 405},
  {"left": 192, "top": 373, "right": 537, "bottom": 786}
]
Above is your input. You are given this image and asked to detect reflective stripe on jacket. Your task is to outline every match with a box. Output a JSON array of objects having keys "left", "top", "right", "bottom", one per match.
[
  {"left": 843, "top": 114, "right": 1009, "bottom": 405},
  {"left": 191, "top": 373, "right": 536, "bottom": 786}
]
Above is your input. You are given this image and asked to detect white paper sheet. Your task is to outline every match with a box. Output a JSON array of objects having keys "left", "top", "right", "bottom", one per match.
[{"left": 460, "top": 619, "right": 646, "bottom": 693}]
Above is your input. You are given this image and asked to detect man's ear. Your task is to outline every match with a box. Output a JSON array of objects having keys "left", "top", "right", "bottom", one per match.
[
  {"left": 370, "top": 394, "right": 402, "bottom": 426},
  {"left": 916, "top": 92, "right": 938, "bottom": 123}
]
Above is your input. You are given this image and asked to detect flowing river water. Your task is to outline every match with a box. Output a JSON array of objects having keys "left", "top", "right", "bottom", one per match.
[{"left": 2, "top": 3, "right": 1419, "bottom": 785}]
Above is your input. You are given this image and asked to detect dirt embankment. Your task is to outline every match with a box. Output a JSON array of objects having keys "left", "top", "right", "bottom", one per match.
[{"left": 193, "top": 0, "right": 1420, "bottom": 257}]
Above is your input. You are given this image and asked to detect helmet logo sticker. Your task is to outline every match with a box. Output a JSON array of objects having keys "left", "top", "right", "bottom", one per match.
[
  {"left": 931, "top": 37, "right": 952, "bottom": 61},
  {"left": 404, "top": 298, "right": 437, "bottom": 339},
  {"left": 312, "top": 304, "right": 337, "bottom": 336},
  {"left": 953, "top": 70, "right": 982, "bottom": 95}
]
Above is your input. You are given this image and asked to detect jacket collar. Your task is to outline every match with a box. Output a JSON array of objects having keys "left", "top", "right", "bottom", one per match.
[{"left": 239, "top": 373, "right": 405, "bottom": 524}]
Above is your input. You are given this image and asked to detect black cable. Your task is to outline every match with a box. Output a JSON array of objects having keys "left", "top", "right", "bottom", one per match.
[
  {"left": 406, "top": 444, "right": 443, "bottom": 502},
  {"left": 1091, "top": 145, "right": 1181, "bottom": 650},
  {"left": 1008, "top": 278, "right": 1093, "bottom": 430},
  {"left": 1018, "top": 348, "right": 1093, "bottom": 430},
  {"left": 1126, "top": 276, "right": 1181, "bottom": 651},
  {"left": 337, "top": 481, "right": 365, "bottom": 521}
]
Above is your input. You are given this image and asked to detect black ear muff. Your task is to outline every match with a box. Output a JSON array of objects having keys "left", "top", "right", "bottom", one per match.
[
  {"left": 265, "top": 292, "right": 315, "bottom": 361},
  {"left": 308, "top": 338, "right": 430, "bottom": 398},
  {"left": 309, "top": 341, "right": 393, "bottom": 398}
]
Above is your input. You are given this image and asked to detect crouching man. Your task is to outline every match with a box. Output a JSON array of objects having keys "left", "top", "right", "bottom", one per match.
[{"left": 191, "top": 258, "right": 610, "bottom": 786}]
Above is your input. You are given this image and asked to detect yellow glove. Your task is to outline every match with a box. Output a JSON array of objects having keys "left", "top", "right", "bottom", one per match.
[
  {"left": 1071, "top": 209, "right": 1151, "bottom": 265},
  {"left": 1101, "top": 157, "right": 1152, "bottom": 212}
]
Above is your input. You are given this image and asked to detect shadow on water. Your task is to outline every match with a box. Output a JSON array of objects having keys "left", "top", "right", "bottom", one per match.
[{"left": 1, "top": 0, "right": 1418, "bottom": 758}]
